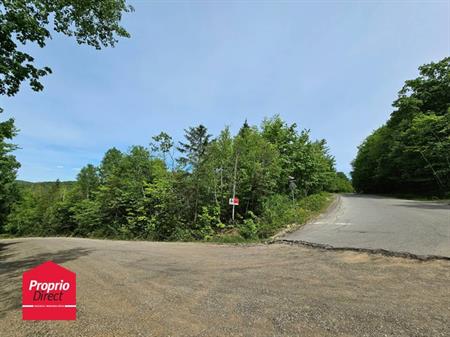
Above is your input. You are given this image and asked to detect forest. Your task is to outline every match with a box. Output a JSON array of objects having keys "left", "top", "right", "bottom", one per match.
[
  {"left": 1, "top": 116, "right": 352, "bottom": 241},
  {"left": 351, "top": 57, "right": 450, "bottom": 196},
  {"left": 0, "top": 1, "right": 354, "bottom": 241},
  {"left": 1, "top": 1, "right": 446, "bottom": 242}
]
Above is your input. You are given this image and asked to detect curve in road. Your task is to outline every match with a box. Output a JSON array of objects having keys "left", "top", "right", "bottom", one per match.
[{"left": 283, "top": 194, "right": 450, "bottom": 258}]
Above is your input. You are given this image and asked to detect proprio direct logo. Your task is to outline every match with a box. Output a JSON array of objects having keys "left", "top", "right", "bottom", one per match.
[{"left": 22, "top": 261, "right": 76, "bottom": 320}]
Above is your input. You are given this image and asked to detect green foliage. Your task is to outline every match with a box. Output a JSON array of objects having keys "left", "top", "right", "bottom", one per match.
[
  {"left": 0, "top": 109, "right": 20, "bottom": 230},
  {"left": 5, "top": 189, "right": 39, "bottom": 235},
  {"left": 5, "top": 180, "right": 71, "bottom": 235},
  {"left": 352, "top": 57, "right": 450, "bottom": 195},
  {"left": 5, "top": 116, "right": 341, "bottom": 241},
  {"left": 0, "top": 0, "right": 132, "bottom": 97},
  {"left": 328, "top": 172, "right": 354, "bottom": 193},
  {"left": 261, "top": 116, "right": 336, "bottom": 196},
  {"left": 143, "top": 174, "right": 185, "bottom": 240},
  {"left": 77, "top": 164, "right": 99, "bottom": 200},
  {"left": 258, "top": 195, "right": 303, "bottom": 238},
  {"left": 238, "top": 211, "right": 258, "bottom": 239},
  {"left": 0, "top": 0, "right": 131, "bottom": 231},
  {"left": 211, "top": 192, "right": 333, "bottom": 242},
  {"left": 71, "top": 199, "right": 101, "bottom": 237},
  {"left": 177, "top": 125, "right": 211, "bottom": 169}
]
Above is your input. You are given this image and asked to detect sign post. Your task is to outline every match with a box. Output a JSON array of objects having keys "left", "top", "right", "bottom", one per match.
[
  {"left": 231, "top": 152, "right": 239, "bottom": 221},
  {"left": 229, "top": 197, "right": 239, "bottom": 221}
]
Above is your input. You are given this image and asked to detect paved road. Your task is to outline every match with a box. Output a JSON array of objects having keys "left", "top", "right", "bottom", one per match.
[
  {"left": 284, "top": 194, "right": 450, "bottom": 258},
  {"left": 1, "top": 238, "right": 449, "bottom": 337}
]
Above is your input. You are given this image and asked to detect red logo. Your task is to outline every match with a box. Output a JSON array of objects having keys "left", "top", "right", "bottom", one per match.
[{"left": 22, "top": 261, "right": 76, "bottom": 320}]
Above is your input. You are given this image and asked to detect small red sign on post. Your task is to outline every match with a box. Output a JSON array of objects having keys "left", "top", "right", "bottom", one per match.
[
  {"left": 22, "top": 261, "right": 76, "bottom": 320},
  {"left": 229, "top": 197, "right": 239, "bottom": 205}
]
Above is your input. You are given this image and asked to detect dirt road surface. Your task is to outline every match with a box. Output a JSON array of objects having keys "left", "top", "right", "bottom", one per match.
[{"left": 1, "top": 237, "right": 449, "bottom": 337}]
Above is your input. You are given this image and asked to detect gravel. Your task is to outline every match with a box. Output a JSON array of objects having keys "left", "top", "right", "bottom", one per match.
[{"left": 1, "top": 237, "right": 449, "bottom": 337}]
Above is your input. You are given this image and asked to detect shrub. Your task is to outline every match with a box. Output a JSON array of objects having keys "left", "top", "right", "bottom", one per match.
[
  {"left": 238, "top": 211, "right": 258, "bottom": 239},
  {"left": 257, "top": 192, "right": 332, "bottom": 238}
]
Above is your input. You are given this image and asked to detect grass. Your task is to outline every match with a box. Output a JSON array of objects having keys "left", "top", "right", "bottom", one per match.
[{"left": 210, "top": 192, "right": 336, "bottom": 243}]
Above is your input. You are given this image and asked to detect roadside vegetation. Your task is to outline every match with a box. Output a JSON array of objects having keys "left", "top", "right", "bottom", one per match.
[
  {"left": 0, "top": 2, "right": 350, "bottom": 242},
  {"left": 2, "top": 116, "right": 348, "bottom": 241},
  {"left": 0, "top": 0, "right": 132, "bottom": 236},
  {"left": 352, "top": 57, "right": 450, "bottom": 198}
]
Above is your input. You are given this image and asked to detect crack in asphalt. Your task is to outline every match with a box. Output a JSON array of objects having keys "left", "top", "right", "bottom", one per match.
[{"left": 272, "top": 239, "right": 450, "bottom": 261}]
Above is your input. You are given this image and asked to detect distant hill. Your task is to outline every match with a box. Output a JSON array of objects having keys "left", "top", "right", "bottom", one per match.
[{"left": 16, "top": 180, "right": 76, "bottom": 188}]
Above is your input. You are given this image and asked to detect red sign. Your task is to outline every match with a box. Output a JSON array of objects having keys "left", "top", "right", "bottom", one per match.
[
  {"left": 229, "top": 197, "right": 239, "bottom": 205},
  {"left": 22, "top": 261, "right": 76, "bottom": 320}
]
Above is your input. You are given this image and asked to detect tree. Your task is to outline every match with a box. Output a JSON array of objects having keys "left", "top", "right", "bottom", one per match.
[
  {"left": 0, "top": 0, "right": 133, "bottom": 98},
  {"left": 0, "top": 108, "right": 20, "bottom": 229},
  {"left": 233, "top": 124, "right": 280, "bottom": 216},
  {"left": 99, "top": 147, "right": 123, "bottom": 182},
  {"left": 4, "top": 116, "right": 342, "bottom": 241},
  {"left": 177, "top": 125, "right": 211, "bottom": 169},
  {"left": 4, "top": 188, "right": 38, "bottom": 235},
  {"left": 77, "top": 164, "right": 99, "bottom": 200},
  {"left": 352, "top": 57, "right": 450, "bottom": 195},
  {"left": 0, "top": 0, "right": 132, "bottom": 228},
  {"left": 177, "top": 125, "right": 211, "bottom": 222},
  {"left": 329, "top": 172, "right": 354, "bottom": 193},
  {"left": 151, "top": 132, "right": 175, "bottom": 170},
  {"left": 261, "top": 115, "right": 335, "bottom": 196}
]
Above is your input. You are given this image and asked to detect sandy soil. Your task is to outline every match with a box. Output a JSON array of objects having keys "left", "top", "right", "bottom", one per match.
[{"left": 0, "top": 237, "right": 449, "bottom": 337}]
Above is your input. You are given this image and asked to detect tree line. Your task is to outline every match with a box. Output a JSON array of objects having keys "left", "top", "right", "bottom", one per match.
[
  {"left": 3, "top": 116, "right": 352, "bottom": 241},
  {"left": 0, "top": 2, "right": 352, "bottom": 240},
  {"left": 351, "top": 57, "right": 450, "bottom": 196},
  {"left": 0, "top": 0, "right": 133, "bottom": 232}
]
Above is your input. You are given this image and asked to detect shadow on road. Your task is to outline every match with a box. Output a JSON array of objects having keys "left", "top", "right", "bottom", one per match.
[
  {"left": 341, "top": 193, "right": 386, "bottom": 199},
  {"left": 343, "top": 194, "right": 450, "bottom": 209},
  {"left": 0, "top": 241, "right": 91, "bottom": 319}
]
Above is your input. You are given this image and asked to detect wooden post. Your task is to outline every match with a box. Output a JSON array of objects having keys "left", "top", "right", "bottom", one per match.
[{"left": 232, "top": 152, "right": 239, "bottom": 222}]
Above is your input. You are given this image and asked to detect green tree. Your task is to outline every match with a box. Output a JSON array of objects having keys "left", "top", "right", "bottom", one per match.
[
  {"left": 77, "top": 164, "right": 99, "bottom": 200},
  {"left": 261, "top": 115, "right": 335, "bottom": 196},
  {"left": 352, "top": 57, "right": 450, "bottom": 195},
  {"left": 0, "top": 109, "right": 20, "bottom": 229},
  {"left": 0, "top": 0, "right": 133, "bottom": 98},
  {"left": 177, "top": 125, "right": 211, "bottom": 169},
  {"left": 233, "top": 124, "right": 280, "bottom": 216},
  {"left": 329, "top": 172, "right": 354, "bottom": 193},
  {"left": 5, "top": 115, "right": 342, "bottom": 241},
  {"left": 151, "top": 132, "right": 175, "bottom": 170},
  {"left": 99, "top": 147, "right": 123, "bottom": 182},
  {"left": 5, "top": 188, "right": 38, "bottom": 235},
  {"left": 1, "top": 0, "right": 132, "bottom": 230},
  {"left": 177, "top": 125, "right": 211, "bottom": 222}
]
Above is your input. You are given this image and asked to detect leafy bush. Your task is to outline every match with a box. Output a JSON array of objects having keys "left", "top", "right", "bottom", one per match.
[
  {"left": 328, "top": 172, "right": 354, "bottom": 193},
  {"left": 238, "top": 211, "right": 258, "bottom": 239},
  {"left": 5, "top": 115, "right": 339, "bottom": 242},
  {"left": 257, "top": 192, "right": 332, "bottom": 238}
]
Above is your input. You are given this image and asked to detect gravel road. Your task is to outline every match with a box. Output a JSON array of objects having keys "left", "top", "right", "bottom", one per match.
[
  {"left": 283, "top": 194, "right": 450, "bottom": 258},
  {"left": 1, "top": 237, "right": 449, "bottom": 337}
]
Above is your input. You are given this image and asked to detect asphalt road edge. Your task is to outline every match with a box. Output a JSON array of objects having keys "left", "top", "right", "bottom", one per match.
[
  {"left": 273, "top": 239, "right": 450, "bottom": 261},
  {"left": 267, "top": 194, "right": 341, "bottom": 243}
]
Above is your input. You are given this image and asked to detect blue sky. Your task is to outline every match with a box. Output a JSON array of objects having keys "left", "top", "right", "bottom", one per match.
[{"left": 2, "top": 0, "right": 449, "bottom": 182}]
